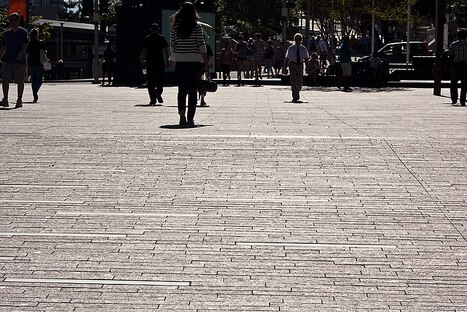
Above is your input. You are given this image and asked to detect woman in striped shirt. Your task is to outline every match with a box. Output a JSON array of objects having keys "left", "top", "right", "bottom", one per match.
[{"left": 169, "top": 2, "right": 209, "bottom": 127}]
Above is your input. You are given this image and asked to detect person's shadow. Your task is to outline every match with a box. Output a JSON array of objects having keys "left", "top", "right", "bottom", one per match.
[{"left": 160, "top": 124, "right": 210, "bottom": 129}]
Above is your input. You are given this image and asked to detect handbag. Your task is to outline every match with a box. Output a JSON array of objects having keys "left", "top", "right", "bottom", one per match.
[
  {"left": 40, "top": 49, "right": 51, "bottom": 71},
  {"left": 198, "top": 73, "right": 217, "bottom": 94}
]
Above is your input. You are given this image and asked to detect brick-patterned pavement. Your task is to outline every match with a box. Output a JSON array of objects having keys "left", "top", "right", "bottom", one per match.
[{"left": 0, "top": 83, "right": 466, "bottom": 311}]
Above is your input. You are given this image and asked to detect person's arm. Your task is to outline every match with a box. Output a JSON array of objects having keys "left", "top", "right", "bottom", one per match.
[
  {"left": 0, "top": 46, "right": 6, "bottom": 60},
  {"left": 163, "top": 46, "right": 170, "bottom": 68},
  {"left": 16, "top": 42, "right": 28, "bottom": 61},
  {"left": 16, "top": 31, "right": 28, "bottom": 61}
]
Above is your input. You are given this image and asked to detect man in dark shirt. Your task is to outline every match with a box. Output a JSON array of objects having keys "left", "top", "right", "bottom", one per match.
[
  {"left": 449, "top": 28, "right": 467, "bottom": 106},
  {"left": 0, "top": 13, "right": 29, "bottom": 108},
  {"left": 140, "top": 23, "right": 170, "bottom": 105}
]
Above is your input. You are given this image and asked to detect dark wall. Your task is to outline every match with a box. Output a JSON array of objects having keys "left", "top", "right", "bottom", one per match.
[{"left": 115, "top": 0, "right": 216, "bottom": 85}]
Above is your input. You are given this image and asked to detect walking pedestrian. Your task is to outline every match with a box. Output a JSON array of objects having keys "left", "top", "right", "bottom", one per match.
[
  {"left": 140, "top": 23, "right": 170, "bottom": 106},
  {"left": 199, "top": 42, "right": 213, "bottom": 106},
  {"left": 338, "top": 35, "right": 352, "bottom": 91},
  {"left": 273, "top": 41, "right": 285, "bottom": 77},
  {"left": 0, "top": 13, "right": 29, "bottom": 108},
  {"left": 317, "top": 36, "right": 328, "bottom": 70},
  {"left": 284, "top": 33, "right": 309, "bottom": 103},
  {"left": 26, "top": 28, "right": 46, "bottom": 103},
  {"left": 169, "top": 2, "right": 209, "bottom": 126},
  {"left": 448, "top": 28, "right": 467, "bottom": 106},
  {"left": 236, "top": 35, "right": 248, "bottom": 85},
  {"left": 251, "top": 33, "right": 265, "bottom": 85},
  {"left": 220, "top": 42, "right": 233, "bottom": 85},
  {"left": 308, "top": 52, "right": 320, "bottom": 86},
  {"left": 102, "top": 41, "right": 115, "bottom": 85},
  {"left": 264, "top": 40, "right": 274, "bottom": 78}
]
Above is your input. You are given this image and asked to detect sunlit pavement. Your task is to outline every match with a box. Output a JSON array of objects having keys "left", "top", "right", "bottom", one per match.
[{"left": 0, "top": 83, "right": 466, "bottom": 311}]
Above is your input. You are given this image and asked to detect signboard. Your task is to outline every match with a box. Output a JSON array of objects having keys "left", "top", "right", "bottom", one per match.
[{"left": 8, "top": 0, "right": 28, "bottom": 22}]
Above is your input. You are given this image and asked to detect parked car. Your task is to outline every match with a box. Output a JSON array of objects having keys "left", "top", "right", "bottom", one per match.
[{"left": 359, "top": 41, "right": 431, "bottom": 63}]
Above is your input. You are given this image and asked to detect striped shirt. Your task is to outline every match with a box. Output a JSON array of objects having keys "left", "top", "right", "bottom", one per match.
[
  {"left": 169, "top": 22, "right": 206, "bottom": 63},
  {"left": 449, "top": 39, "right": 467, "bottom": 62}
]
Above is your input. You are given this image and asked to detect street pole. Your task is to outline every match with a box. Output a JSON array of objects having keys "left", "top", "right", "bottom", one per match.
[
  {"left": 371, "top": 0, "right": 375, "bottom": 54},
  {"left": 60, "top": 22, "right": 64, "bottom": 61},
  {"left": 406, "top": 2, "right": 410, "bottom": 69},
  {"left": 281, "top": 0, "right": 287, "bottom": 46},
  {"left": 433, "top": 0, "right": 445, "bottom": 96},
  {"left": 93, "top": 0, "right": 100, "bottom": 84}
]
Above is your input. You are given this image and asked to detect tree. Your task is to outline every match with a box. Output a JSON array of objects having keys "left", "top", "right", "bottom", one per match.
[{"left": 217, "top": 0, "right": 283, "bottom": 38}]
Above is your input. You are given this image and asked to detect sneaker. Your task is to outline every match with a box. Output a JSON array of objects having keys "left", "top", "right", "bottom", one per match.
[
  {"left": 156, "top": 95, "right": 164, "bottom": 103},
  {"left": 0, "top": 98, "right": 8, "bottom": 107},
  {"left": 200, "top": 100, "right": 207, "bottom": 106},
  {"left": 33, "top": 93, "right": 38, "bottom": 103},
  {"left": 187, "top": 120, "right": 195, "bottom": 127},
  {"left": 15, "top": 99, "right": 22, "bottom": 108}
]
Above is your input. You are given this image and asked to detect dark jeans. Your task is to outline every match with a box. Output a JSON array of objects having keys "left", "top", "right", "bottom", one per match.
[
  {"left": 175, "top": 62, "right": 203, "bottom": 121},
  {"left": 147, "top": 65, "right": 165, "bottom": 103},
  {"left": 29, "top": 66, "right": 43, "bottom": 95},
  {"left": 450, "top": 62, "right": 466, "bottom": 105}
]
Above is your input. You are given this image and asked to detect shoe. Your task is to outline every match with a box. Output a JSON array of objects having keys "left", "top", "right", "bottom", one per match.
[
  {"left": 15, "top": 99, "right": 22, "bottom": 108},
  {"left": 187, "top": 120, "right": 195, "bottom": 127},
  {"left": 461, "top": 103, "right": 466, "bottom": 107},
  {"left": 156, "top": 95, "right": 163, "bottom": 103},
  {"left": 149, "top": 101, "right": 156, "bottom": 106},
  {"left": 343, "top": 87, "right": 353, "bottom": 92},
  {"left": 179, "top": 115, "right": 187, "bottom": 126},
  {"left": 33, "top": 93, "right": 38, "bottom": 103},
  {"left": 0, "top": 98, "right": 8, "bottom": 107},
  {"left": 200, "top": 100, "right": 207, "bottom": 106},
  {"left": 451, "top": 100, "right": 457, "bottom": 105}
]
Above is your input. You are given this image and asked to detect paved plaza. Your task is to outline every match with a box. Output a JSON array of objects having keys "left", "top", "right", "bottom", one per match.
[{"left": 0, "top": 83, "right": 466, "bottom": 311}]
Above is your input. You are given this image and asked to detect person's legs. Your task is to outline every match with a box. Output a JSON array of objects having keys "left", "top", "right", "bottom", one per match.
[
  {"left": 146, "top": 69, "right": 157, "bottom": 104},
  {"left": 2, "top": 62, "right": 12, "bottom": 104},
  {"left": 155, "top": 67, "right": 165, "bottom": 102},
  {"left": 459, "top": 63, "right": 466, "bottom": 106},
  {"left": 12, "top": 64, "right": 26, "bottom": 106},
  {"left": 450, "top": 66, "right": 460, "bottom": 104},
  {"left": 187, "top": 63, "right": 203, "bottom": 123},
  {"left": 289, "top": 63, "right": 300, "bottom": 101}
]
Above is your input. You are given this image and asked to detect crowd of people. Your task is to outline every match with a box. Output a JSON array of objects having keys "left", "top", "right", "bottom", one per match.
[{"left": 1, "top": 2, "right": 465, "bottom": 122}]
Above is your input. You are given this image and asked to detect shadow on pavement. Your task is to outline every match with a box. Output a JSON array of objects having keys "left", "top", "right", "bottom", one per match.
[{"left": 160, "top": 124, "right": 210, "bottom": 129}]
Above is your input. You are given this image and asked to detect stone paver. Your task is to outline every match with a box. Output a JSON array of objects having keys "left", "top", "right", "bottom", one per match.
[{"left": 0, "top": 83, "right": 466, "bottom": 311}]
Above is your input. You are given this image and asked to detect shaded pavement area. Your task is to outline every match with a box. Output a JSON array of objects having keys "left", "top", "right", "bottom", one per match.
[{"left": 0, "top": 83, "right": 466, "bottom": 311}]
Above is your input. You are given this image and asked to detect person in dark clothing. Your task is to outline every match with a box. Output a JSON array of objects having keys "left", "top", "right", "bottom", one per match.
[
  {"left": 448, "top": 28, "right": 467, "bottom": 106},
  {"left": 0, "top": 13, "right": 29, "bottom": 108},
  {"left": 140, "top": 23, "right": 170, "bottom": 105},
  {"left": 26, "top": 28, "right": 46, "bottom": 103},
  {"left": 102, "top": 41, "right": 115, "bottom": 85}
]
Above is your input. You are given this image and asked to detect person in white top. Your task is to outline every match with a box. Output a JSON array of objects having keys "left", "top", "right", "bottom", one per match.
[
  {"left": 169, "top": 2, "right": 208, "bottom": 127},
  {"left": 284, "top": 33, "right": 309, "bottom": 103}
]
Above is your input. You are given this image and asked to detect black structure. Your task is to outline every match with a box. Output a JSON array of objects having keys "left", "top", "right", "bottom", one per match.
[{"left": 114, "top": 0, "right": 216, "bottom": 85}]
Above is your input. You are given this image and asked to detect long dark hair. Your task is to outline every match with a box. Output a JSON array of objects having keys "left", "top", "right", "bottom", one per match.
[{"left": 172, "top": 2, "right": 199, "bottom": 39}]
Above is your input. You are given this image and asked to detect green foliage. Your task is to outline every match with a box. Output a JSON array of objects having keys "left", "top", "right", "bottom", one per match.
[{"left": 217, "top": 0, "right": 283, "bottom": 38}]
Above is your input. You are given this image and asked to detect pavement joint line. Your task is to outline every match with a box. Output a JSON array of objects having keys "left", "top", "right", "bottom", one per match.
[
  {"left": 0, "top": 184, "right": 88, "bottom": 188},
  {"left": 197, "top": 197, "right": 329, "bottom": 202},
  {"left": 236, "top": 242, "right": 397, "bottom": 249},
  {"left": 0, "top": 200, "right": 85, "bottom": 204},
  {"left": 0, "top": 232, "right": 126, "bottom": 238},
  {"left": 3, "top": 278, "right": 191, "bottom": 287},
  {"left": 175, "top": 134, "right": 377, "bottom": 140},
  {"left": 55, "top": 211, "right": 199, "bottom": 217}
]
